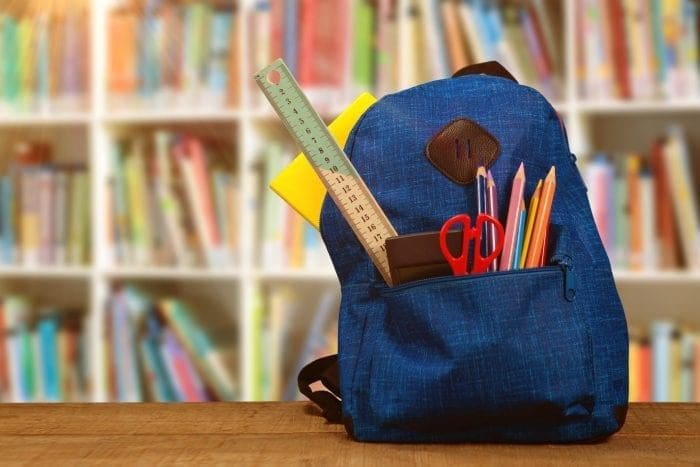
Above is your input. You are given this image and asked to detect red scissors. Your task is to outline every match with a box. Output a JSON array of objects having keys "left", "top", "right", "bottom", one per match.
[{"left": 439, "top": 213, "right": 504, "bottom": 275}]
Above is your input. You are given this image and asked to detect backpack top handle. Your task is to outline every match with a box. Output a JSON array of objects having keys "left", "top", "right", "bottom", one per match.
[{"left": 452, "top": 61, "right": 518, "bottom": 83}]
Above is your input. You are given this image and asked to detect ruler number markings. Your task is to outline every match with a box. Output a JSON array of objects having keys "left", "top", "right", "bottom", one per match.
[{"left": 256, "top": 60, "right": 397, "bottom": 285}]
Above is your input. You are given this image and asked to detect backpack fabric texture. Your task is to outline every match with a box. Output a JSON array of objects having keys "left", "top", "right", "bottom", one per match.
[{"left": 316, "top": 73, "right": 629, "bottom": 443}]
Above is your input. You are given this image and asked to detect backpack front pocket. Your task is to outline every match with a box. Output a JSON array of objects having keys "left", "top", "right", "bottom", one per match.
[{"left": 366, "top": 265, "right": 594, "bottom": 433}]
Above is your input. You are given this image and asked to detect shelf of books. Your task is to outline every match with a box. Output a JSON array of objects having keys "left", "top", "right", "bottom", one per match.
[{"left": 0, "top": 0, "right": 698, "bottom": 403}]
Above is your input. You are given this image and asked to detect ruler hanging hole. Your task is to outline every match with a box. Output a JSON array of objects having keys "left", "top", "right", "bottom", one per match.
[{"left": 267, "top": 70, "right": 281, "bottom": 85}]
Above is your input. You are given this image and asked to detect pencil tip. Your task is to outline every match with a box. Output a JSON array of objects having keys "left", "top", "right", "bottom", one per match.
[
  {"left": 547, "top": 166, "right": 556, "bottom": 178},
  {"left": 477, "top": 166, "right": 486, "bottom": 177}
]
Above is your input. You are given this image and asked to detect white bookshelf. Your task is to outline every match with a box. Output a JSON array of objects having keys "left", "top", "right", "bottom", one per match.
[{"left": 1, "top": 0, "right": 698, "bottom": 403}]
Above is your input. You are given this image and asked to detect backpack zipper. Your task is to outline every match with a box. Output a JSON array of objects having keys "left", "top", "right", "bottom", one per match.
[
  {"left": 377, "top": 255, "right": 577, "bottom": 302},
  {"left": 552, "top": 254, "right": 576, "bottom": 302}
]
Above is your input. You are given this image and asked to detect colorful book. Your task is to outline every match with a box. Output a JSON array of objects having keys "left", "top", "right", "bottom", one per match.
[
  {"left": 160, "top": 299, "right": 237, "bottom": 401},
  {"left": 140, "top": 310, "right": 177, "bottom": 402},
  {"left": 651, "top": 321, "right": 672, "bottom": 402},
  {"left": 110, "top": 289, "right": 143, "bottom": 402},
  {"left": 160, "top": 328, "right": 208, "bottom": 402},
  {"left": 662, "top": 127, "right": 700, "bottom": 269},
  {"left": 37, "top": 312, "right": 61, "bottom": 402}
]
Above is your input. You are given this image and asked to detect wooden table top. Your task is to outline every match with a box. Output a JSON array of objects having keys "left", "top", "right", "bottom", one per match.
[{"left": 0, "top": 402, "right": 697, "bottom": 465}]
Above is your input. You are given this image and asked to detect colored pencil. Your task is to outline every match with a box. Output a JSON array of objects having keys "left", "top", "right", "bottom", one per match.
[
  {"left": 539, "top": 224, "right": 549, "bottom": 267},
  {"left": 476, "top": 166, "right": 487, "bottom": 258},
  {"left": 519, "top": 179, "right": 542, "bottom": 268},
  {"left": 485, "top": 170, "right": 499, "bottom": 271},
  {"left": 525, "top": 166, "right": 556, "bottom": 268},
  {"left": 499, "top": 162, "right": 526, "bottom": 271},
  {"left": 512, "top": 200, "right": 526, "bottom": 269}
]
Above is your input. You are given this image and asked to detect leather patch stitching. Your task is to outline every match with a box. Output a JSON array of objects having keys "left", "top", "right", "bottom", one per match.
[{"left": 425, "top": 118, "right": 500, "bottom": 185}]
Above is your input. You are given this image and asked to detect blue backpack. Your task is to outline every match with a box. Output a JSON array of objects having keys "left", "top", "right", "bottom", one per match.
[{"left": 298, "top": 63, "right": 629, "bottom": 443}]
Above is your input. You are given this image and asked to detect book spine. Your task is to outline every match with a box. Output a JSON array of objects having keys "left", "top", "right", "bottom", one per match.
[
  {"left": 207, "top": 10, "right": 233, "bottom": 100},
  {"left": 111, "top": 142, "right": 131, "bottom": 264},
  {"left": 20, "top": 170, "right": 40, "bottom": 266},
  {"left": 18, "top": 16, "right": 35, "bottom": 111},
  {"left": 628, "top": 336, "right": 639, "bottom": 401},
  {"left": 352, "top": 0, "right": 375, "bottom": 90},
  {"left": 162, "top": 300, "right": 236, "bottom": 400},
  {"left": 226, "top": 6, "right": 240, "bottom": 107},
  {"left": 627, "top": 155, "right": 643, "bottom": 270},
  {"left": 190, "top": 138, "right": 220, "bottom": 256},
  {"left": 212, "top": 171, "right": 231, "bottom": 265},
  {"left": 37, "top": 169, "right": 55, "bottom": 265},
  {"left": 441, "top": 0, "right": 468, "bottom": 74},
  {"left": 161, "top": 329, "right": 207, "bottom": 402},
  {"left": 650, "top": 138, "right": 680, "bottom": 269},
  {"left": 225, "top": 177, "right": 238, "bottom": 263},
  {"left": 1, "top": 16, "right": 19, "bottom": 106},
  {"left": 111, "top": 292, "right": 142, "bottom": 402},
  {"left": 35, "top": 13, "right": 49, "bottom": 111},
  {"left": 640, "top": 171, "right": 658, "bottom": 269},
  {"left": 283, "top": 0, "right": 299, "bottom": 75},
  {"left": 298, "top": 0, "right": 317, "bottom": 87},
  {"left": 53, "top": 172, "right": 68, "bottom": 265},
  {"left": 0, "top": 176, "right": 15, "bottom": 264},
  {"left": 161, "top": 3, "right": 182, "bottom": 95},
  {"left": 139, "top": 2, "right": 161, "bottom": 99},
  {"left": 680, "top": 332, "right": 694, "bottom": 402},
  {"left": 520, "top": 1, "right": 550, "bottom": 87},
  {"left": 124, "top": 142, "right": 151, "bottom": 265},
  {"left": 663, "top": 128, "right": 700, "bottom": 269},
  {"left": 420, "top": 0, "right": 449, "bottom": 79},
  {"left": 607, "top": 0, "right": 631, "bottom": 99},
  {"left": 613, "top": 176, "right": 629, "bottom": 269},
  {"left": 638, "top": 339, "right": 652, "bottom": 402},
  {"left": 651, "top": 321, "right": 672, "bottom": 401},
  {"left": 6, "top": 327, "right": 23, "bottom": 402},
  {"left": 20, "top": 322, "right": 35, "bottom": 402},
  {"left": 154, "top": 132, "right": 190, "bottom": 267},
  {"left": 262, "top": 145, "right": 282, "bottom": 269},
  {"left": 68, "top": 171, "right": 89, "bottom": 265},
  {"left": 269, "top": 0, "right": 284, "bottom": 60},
  {"left": 669, "top": 329, "right": 682, "bottom": 401},
  {"left": 374, "top": 0, "right": 393, "bottom": 95},
  {"left": 38, "top": 315, "right": 60, "bottom": 402},
  {"left": 140, "top": 336, "right": 176, "bottom": 402}
]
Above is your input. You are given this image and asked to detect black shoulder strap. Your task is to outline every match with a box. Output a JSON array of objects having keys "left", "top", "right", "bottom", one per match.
[{"left": 298, "top": 354, "right": 342, "bottom": 422}]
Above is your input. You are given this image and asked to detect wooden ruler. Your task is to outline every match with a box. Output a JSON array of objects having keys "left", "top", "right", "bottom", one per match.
[{"left": 254, "top": 59, "right": 397, "bottom": 286}]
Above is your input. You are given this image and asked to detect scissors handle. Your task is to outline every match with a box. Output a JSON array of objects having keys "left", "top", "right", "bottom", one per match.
[
  {"left": 439, "top": 214, "right": 473, "bottom": 276},
  {"left": 472, "top": 214, "right": 504, "bottom": 273}
]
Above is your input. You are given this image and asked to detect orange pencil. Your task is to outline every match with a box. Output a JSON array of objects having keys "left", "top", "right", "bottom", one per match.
[
  {"left": 499, "top": 162, "right": 526, "bottom": 271},
  {"left": 519, "top": 179, "right": 542, "bottom": 268},
  {"left": 525, "top": 166, "right": 556, "bottom": 268},
  {"left": 539, "top": 226, "right": 549, "bottom": 267}
]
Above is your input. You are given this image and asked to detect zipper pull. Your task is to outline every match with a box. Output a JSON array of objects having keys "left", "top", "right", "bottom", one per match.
[{"left": 552, "top": 254, "right": 576, "bottom": 302}]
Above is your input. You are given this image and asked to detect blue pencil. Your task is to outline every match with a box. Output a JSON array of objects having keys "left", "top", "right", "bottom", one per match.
[
  {"left": 476, "top": 166, "right": 487, "bottom": 258},
  {"left": 512, "top": 201, "right": 527, "bottom": 269}
]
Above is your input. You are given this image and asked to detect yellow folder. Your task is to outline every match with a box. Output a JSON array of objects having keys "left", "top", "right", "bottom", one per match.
[{"left": 269, "top": 93, "right": 377, "bottom": 230}]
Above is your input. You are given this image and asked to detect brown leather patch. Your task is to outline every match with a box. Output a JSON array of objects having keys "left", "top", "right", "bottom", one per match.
[{"left": 425, "top": 119, "right": 500, "bottom": 184}]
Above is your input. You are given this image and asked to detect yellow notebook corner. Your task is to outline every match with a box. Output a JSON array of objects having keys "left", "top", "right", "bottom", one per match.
[{"left": 269, "top": 92, "right": 377, "bottom": 230}]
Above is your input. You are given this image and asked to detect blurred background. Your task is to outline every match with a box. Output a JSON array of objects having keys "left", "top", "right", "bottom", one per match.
[{"left": 0, "top": 0, "right": 697, "bottom": 404}]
